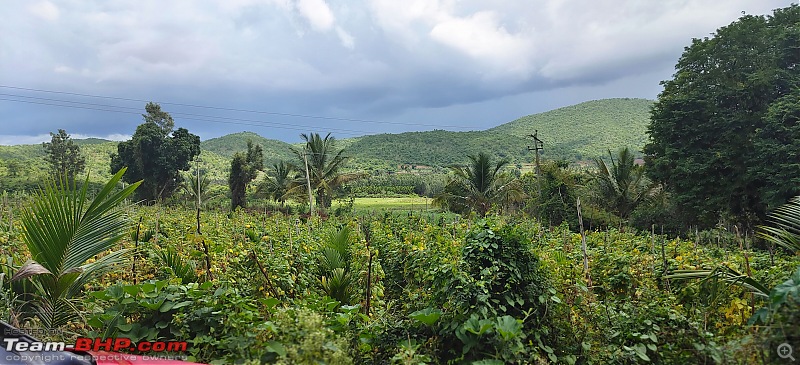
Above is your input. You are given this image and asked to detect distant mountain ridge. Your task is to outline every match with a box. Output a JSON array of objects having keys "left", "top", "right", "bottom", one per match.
[
  {"left": 199, "top": 98, "right": 653, "bottom": 167},
  {"left": 0, "top": 98, "right": 654, "bottom": 180}
]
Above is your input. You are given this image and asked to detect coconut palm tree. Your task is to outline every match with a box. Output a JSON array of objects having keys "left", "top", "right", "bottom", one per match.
[
  {"left": 292, "top": 133, "right": 362, "bottom": 210},
  {"left": 592, "top": 147, "right": 654, "bottom": 219},
  {"left": 182, "top": 169, "right": 222, "bottom": 209},
  {"left": 11, "top": 168, "right": 140, "bottom": 328},
  {"left": 257, "top": 161, "right": 298, "bottom": 206},
  {"left": 434, "top": 152, "right": 523, "bottom": 217}
]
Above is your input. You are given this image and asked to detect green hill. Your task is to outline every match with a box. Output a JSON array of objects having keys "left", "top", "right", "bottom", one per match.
[
  {"left": 74, "top": 138, "right": 113, "bottom": 145},
  {"left": 343, "top": 98, "right": 653, "bottom": 168},
  {"left": 489, "top": 98, "right": 653, "bottom": 160},
  {"left": 344, "top": 130, "right": 531, "bottom": 169},
  {"left": 200, "top": 131, "right": 295, "bottom": 162},
  {"left": 0, "top": 99, "right": 654, "bottom": 185}
]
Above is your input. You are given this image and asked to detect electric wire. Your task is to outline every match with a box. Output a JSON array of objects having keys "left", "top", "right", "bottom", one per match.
[
  {"left": 0, "top": 84, "right": 475, "bottom": 130},
  {"left": 0, "top": 97, "right": 365, "bottom": 137},
  {"left": 0, "top": 93, "right": 372, "bottom": 136}
]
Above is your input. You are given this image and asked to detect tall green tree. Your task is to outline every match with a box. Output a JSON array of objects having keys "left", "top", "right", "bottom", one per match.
[
  {"left": 4, "top": 160, "right": 21, "bottom": 178},
  {"left": 592, "top": 147, "right": 653, "bottom": 220},
  {"left": 110, "top": 103, "right": 200, "bottom": 202},
  {"left": 292, "top": 133, "right": 359, "bottom": 210},
  {"left": 434, "top": 152, "right": 523, "bottom": 217},
  {"left": 644, "top": 5, "right": 800, "bottom": 228},
  {"left": 42, "top": 129, "right": 85, "bottom": 182},
  {"left": 228, "top": 140, "right": 264, "bottom": 210}
]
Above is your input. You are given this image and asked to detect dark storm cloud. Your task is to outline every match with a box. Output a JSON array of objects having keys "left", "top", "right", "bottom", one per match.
[{"left": 0, "top": 0, "right": 794, "bottom": 144}]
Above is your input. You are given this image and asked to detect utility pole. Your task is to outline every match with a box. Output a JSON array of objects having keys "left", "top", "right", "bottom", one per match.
[
  {"left": 303, "top": 149, "right": 315, "bottom": 217},
  {"left": 527, "top": 131, "right": 544, "bottom": 218},
  {"left": 196, "top": 158, "right": 201, "bottom": 233},
  {"left": 196, "top": 157, "right": 212, "bottom": 280}
]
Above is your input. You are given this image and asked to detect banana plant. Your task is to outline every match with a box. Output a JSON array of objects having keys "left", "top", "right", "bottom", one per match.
[{"left": 12, "top": 168, "right": 140, "bottom": 328}]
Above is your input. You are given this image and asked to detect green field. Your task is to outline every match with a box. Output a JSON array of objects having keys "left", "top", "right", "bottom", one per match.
[{"left": 338, "top": 196, "right": 435, "bottom": 211}]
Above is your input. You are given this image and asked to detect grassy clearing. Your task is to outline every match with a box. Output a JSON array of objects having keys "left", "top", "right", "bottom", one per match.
[{"left": 333, "top": 196, "right": 435, "bottom": 211}]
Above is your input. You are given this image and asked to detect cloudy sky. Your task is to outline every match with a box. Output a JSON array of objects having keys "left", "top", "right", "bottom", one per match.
[{"left": 0, "top": 0, "right": 794, "bottom": 145}]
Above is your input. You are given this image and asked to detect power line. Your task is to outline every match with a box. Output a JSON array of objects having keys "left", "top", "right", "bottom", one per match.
[
  {"left": 0, "top": 84, "right": 475, "bottom": 130},
  {"left": 0, "top": 93, "right": 371, "bottom": 136},
  {"left": 0, "top": 97, "right": 365, "bottom": 136}
]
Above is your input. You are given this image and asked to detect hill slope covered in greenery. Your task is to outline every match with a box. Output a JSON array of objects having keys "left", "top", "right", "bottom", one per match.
[
  {"left": 489, "top": 98, "right": 653, "bottom": 160},
  {"left": 0, "top": 98, "right": 653, "bottom": 183},
  {"left": 341, "top": 98, "right": 653, "bottom": 168}
]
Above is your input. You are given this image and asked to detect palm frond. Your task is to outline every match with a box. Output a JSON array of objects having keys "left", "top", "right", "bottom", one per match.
[
  {"left": 666, "top": 266, "right": 770, "bottom": 298},
  {"left": 758, "top": 196, "right": 800, "bottom": 253},
  {"left": 156, "top": 248, "right": 199, "bottom": 284},
  {"left": 14, "top": 168, "right": 140, "bottom": 328}
]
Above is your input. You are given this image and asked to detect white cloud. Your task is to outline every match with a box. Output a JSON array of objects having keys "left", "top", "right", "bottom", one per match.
[
  {"left": 0, "top": 134, "right": 52, "bottom": 146},
  {"left": 296, "top": 0, "right": 335, "bottom": 31},
  {"left": 71, "top": 133, "right": 131, "bottom": 142},
  {"left": 28, "top": 1, "right": 59, "bottom": 21},
  {"left": 336, "top": 26, "right": 355, "bottom": 49},
  {"left": 429, "top": 11, "right": 533, "bottom": 75}
]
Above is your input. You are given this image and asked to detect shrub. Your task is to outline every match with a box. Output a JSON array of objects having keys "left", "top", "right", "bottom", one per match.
[
  {"left": 273, "top": 307, "right": 354, "bottom": 365},
  {"left": 433, "top": 221, "right": 556, "bottom": 363}
]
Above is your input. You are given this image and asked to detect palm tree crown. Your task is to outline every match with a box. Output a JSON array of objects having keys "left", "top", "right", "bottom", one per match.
[
  {"left": 257, "top": 161, "right": 298, "bottom": 205},
  {"left": 592, "top": 147, "right": 653, "bottom": 219},
  {"left": 435, "top": 152, "right": 522, "bottom": 217},
  {"left": 292, "top": 133, "right": 360, "bottom": 209}
]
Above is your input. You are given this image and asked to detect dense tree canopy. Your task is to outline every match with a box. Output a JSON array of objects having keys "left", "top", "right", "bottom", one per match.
[
  {"left": 42, "top": 129, "right": 85, "bottom": 182},
  {"left": 644, "top": 5, "right": 800, "bottom": 229},
  {"left": 110, "top": 103, "right": 200, "bottom": 202}
]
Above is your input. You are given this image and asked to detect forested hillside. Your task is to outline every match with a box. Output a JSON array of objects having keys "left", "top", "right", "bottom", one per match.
[
  {"left": 199, "top": 131, "right": 295, "bottom": 162},
  {"left": 0, "top": 98, "right": 652, "bottom": 183},
  {"left": 489, "top": 98, "right": 652, "bottom": 160},
  {"left": 204, "top": 98, "right": 654, "bottom": 168}
]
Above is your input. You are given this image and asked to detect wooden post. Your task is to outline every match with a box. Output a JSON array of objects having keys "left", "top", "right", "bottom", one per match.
[
  {"left": 576, "top": 198, "right": 591, "bottom": 287},
  {"left": 303, "top": 151, "right": 314, "bottom": 217},
  {"left": 651, "top": 225, "right": 656, "bottom": 273},
  {"left": 362, "top": 221, "right": 373, "bottom": 316},
  {"left": 131, "top": 217, "right": 142, "bottom": 285}
]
